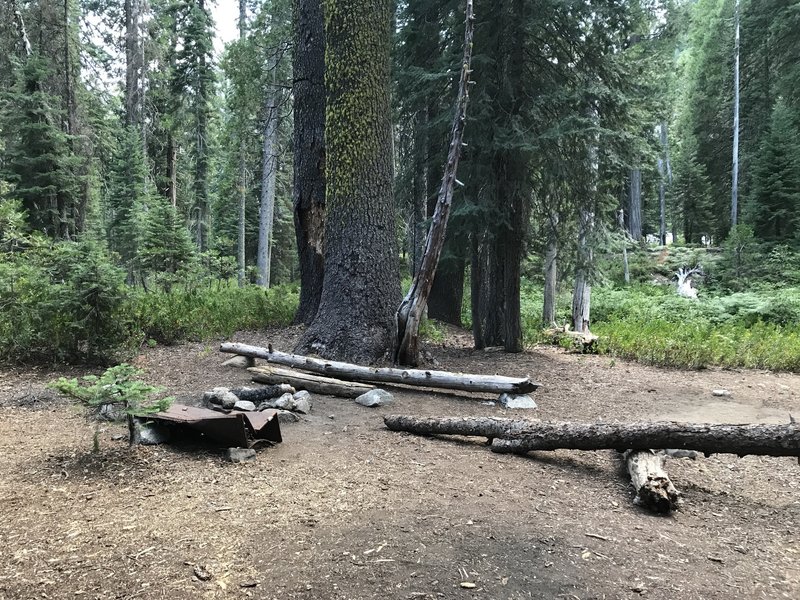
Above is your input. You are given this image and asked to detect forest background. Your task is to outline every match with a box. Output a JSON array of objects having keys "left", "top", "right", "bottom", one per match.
[{"left": 2, "top": 0, "right": 800, "bottom": 371}]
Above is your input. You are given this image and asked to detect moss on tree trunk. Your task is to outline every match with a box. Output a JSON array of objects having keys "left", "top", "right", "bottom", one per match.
[{"left": 295, "top": 0, "right": 400, "bottom": 363}]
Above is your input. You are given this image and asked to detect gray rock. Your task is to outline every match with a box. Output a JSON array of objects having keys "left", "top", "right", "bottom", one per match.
[
  {"left": 499, "top": 393, "right": 537, "bottom": 409},
  {"left": 712, "top": 389, "right": 731, "bottom": 397},
  {"left": 131, "top": 418, "right": 171, "bottom": 445},
  {"left": 355, "top": 389, "right": 394, "bottom": 408},
  {"left": 226, "top": 447, "right": 256, "bottom": 463},
  {"left": 204, "top": 387, "right": 239, "bottom": 409},
  {"left": 233, "top": 400, "right": 257, "bottom": 411},
  {"left": 221, "top": 355, "right": 255, "bottom": 368},
  {"left": 293, "top": 396, "right": 312, "bottom": 414},
  {"left": 273, "top": 393, "right": 296, "bottom": 411},
  {"left": 99, "top": 403, "right": 126, "bottom": 422},
  {"left": 293, "top": 390, "right": 312, "bottom": 402},
  {"left": 276, "top": 410, "right": 301, "bottom": 423}
]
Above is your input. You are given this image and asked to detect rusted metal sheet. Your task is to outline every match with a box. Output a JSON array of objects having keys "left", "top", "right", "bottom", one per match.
[{"left": 142, "top": 404, "right": 281, "bottom": 448}]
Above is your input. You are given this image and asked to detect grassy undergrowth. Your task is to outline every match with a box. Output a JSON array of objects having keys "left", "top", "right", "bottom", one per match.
[
  {"left": 519, "top": 284, "right": 800, "bottom": 371},
  {"left": 131, "top": 284, "right": 298, "bottom": 346}
]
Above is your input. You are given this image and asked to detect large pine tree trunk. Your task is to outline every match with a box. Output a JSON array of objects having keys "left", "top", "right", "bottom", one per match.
[
  {"left": 257, "top": 73, "right": 279, "bottom": 288},
  {"left": 292, "top": 0, "right": 326, "bottom": 325},
  {"left": 295, "top": 0, "right": 401, "bottom": 363}
]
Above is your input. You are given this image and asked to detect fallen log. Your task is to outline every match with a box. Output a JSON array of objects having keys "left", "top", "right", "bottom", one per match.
[
  {"left": 624, "top": 450, "right": 681, "bottom": 513},
  {"left": 249, "top": 366, "right": 375, "bottom": 398},
  {"left": 383, "top": 415, "right": 800, "bottom": 458},
  {"left": 220, "top": 342, "right": 538, "bottom": 394}
]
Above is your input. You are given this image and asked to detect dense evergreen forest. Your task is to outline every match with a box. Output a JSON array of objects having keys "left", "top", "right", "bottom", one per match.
[{"left": 2, "top": 0, "right": 800, "bottom": 368}]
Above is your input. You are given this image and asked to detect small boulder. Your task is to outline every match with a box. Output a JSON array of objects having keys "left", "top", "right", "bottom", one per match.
[
  {"left": 293, "top": 393, "right": 312, "bottom": 414},
  {"left": 233, "top": 400, "right": 257, "bottom": 412},
  {"left": 499, "top": 393, "right": 537, "bottom": 409},
  {"left": 273, "top": 393, "right": 296, "bottom": 411},
  {"left": 712, "top": 389, "right": 731, "bottom": 397},
  {"left": 355, "top": 389, "right": 393, "bottom": 408},
  {"left": 131, "top": 418, "right": 171, "bottom": 445},
  {"left": 221, "top": 355, "right": 255, "bottom": 368},
  {"left": 276, "top": 410, "right": 301, "bottom": 423},
  {"left": 99, "top": 403, "right": 126, "bottom": 422},
  {"left": 226, "top": 447, "right": 256, "bottom": 463},
  {"left": 204, "top": 387, "right": 239, "bottom": 409}
]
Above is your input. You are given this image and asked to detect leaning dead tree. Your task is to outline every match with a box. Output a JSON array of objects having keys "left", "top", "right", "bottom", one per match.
[
  {"left": 676, "top": 266, "right": 702, "bottom": 299},
  {"left": 383, "top": 416, "right": 800, "bottom": 457},
  {"left": 221, "top": 342, "right": 538, "bottom": 394},
  {"left": 394, "top": 0, "right": 475, "bottom": 367}
]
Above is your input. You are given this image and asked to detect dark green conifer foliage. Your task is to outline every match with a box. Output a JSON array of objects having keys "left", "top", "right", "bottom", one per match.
[
  {"left": 748, "top": 100, "right": 800, "bottom": 241},
  {"left": 1, "top": 56, "right": 82, "bottom": 238}
]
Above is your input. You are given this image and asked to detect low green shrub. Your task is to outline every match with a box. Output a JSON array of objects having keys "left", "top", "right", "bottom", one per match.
[
  {"left": 0, "top": 240, "right": 131, "bottom": 363},
  {"left": 50, "top": 364, "right": 173, "bottom": 451},
  {"left": 130, "top": 283, "right": 298, "bottom": 345}
]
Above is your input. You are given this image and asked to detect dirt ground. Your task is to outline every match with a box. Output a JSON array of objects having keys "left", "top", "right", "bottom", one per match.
[{"left": 1, "top": 326, "right": 799, "bottom": 600}]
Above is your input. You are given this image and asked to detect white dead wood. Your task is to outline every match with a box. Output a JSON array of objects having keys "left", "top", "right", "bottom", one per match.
[
  {"left": 676, "top": 266, "right": 702, "bottom": 299},
  {"left": 220, "top": 342, "right": 538, "bottom": 394},
  {"left": 624, "top": 449, "right": 681, "bottom": 513}
]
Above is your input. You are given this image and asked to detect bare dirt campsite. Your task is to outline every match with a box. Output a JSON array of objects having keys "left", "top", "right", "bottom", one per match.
[{"left": 1, "top": 327, "right": 799, "bottom": 600}]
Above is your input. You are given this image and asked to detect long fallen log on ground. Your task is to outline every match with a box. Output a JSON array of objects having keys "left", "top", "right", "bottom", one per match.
[
  {"left": 624, "top": 450, "right": 681, "bottom": 513},
  {"left": 249, "top": 366, "right": 374, "bottom": 398},
  {"left": 383, "top": 415, "right": 800, "bottom": 457},
  {"left": 221, "top": 342, "right": 538, "bottom": 394}
]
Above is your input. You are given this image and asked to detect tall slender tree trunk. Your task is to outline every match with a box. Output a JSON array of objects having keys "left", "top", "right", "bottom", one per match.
[
  {"left": 572, "top": 204, "right": 593, "bottom": 333},
  {"left": 195, "top": 0, "right": 210, "bottom": 251},
  {"left": 257, "top": 78, "right": 279, "bottom": 288},
  {"left": 628, "top": 168, "right": 642, "bottom": 241},
  {"left": 572, "top": 106, "right": 597, "bottom": 334},
  {"left": 124, "top": 0, "right": 141, "bottom": 128},
  {"left": 731, "top": 0, "right": 740, "bottom": 228},
  {"left": 618, "top": 208, "right": 630, "bottom": 284},
  {"left": 470, "top": 232, "right": 485, "bottom": 349},
  {"left": 542, "top": 211, "right": 558, "bottom": 326},
  {"left": 295, "top": 0, "right": 400, "bottom": 363},
  {"left": 292, "top": 0, "right": 326, "bottom": 324},
  {"left": 237, "top": 0, "right": 247, "bottom": 287}
]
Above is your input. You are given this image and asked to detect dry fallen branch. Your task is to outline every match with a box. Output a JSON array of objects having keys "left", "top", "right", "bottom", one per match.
[
  {"left": 249, "top": 365, "right": 374, "bottom": 398},
  {"left": 624, "top": 450, "right": 681, "bottom": 513},
  {"left": 221, "top": 342, "right": 538, "bottom": 395}
]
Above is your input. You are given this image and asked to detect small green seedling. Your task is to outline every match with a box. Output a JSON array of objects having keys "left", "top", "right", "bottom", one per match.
[{"left": 50, "top": 364, "right": 173, "bottom": 451}]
